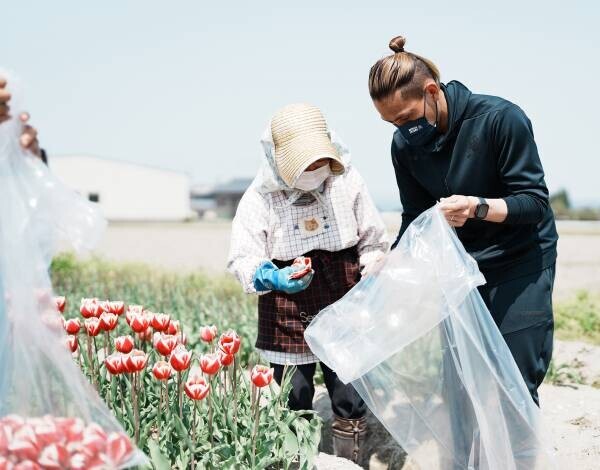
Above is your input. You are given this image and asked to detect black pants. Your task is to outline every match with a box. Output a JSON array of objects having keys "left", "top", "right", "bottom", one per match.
[
  {"left": 478, "top": 264, "right": 556, "bottom": 406},
  {"left": 271, "top": 361, "right": 366, "bottom": 419}
]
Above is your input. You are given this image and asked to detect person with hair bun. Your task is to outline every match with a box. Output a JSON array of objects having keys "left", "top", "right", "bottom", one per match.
[{"left": 369, "top": 36, "right": 558, "bottom": 407}]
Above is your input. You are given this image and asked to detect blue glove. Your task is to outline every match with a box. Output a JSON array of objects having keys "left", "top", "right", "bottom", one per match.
[{"left": 253, "top": 261, "right": 314, "bottom": 294}]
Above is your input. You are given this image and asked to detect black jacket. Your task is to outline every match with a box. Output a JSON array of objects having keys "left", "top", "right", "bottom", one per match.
[{"left": 392, "top": 81, "right": 558, "bottom": 285}]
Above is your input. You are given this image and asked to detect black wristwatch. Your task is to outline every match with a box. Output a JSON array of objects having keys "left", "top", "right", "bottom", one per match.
[{"left": 474, "top": 197, "right": 489, "bottom": 220}]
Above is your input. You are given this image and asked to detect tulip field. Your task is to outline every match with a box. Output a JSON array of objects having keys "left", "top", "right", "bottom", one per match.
[{"left": 49, "top": 254, "right": 322, "bottom": 469}]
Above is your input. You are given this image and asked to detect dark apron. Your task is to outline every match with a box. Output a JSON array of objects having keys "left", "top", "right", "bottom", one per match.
[{"left": 256, "top": 246, "right": 360, "bottom": 353}]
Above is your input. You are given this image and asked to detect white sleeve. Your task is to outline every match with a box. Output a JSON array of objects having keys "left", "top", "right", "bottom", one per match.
[
  {"left": 227, "top": 186, "right": 271, "bottom": 294},
  {"left": 350, "top": 168, "right": 390, "bottom": 269}
]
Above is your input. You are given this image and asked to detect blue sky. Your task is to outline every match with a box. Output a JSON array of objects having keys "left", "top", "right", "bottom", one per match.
[{"left": 2, "top": 1, "right": 598, "bottom": 209}]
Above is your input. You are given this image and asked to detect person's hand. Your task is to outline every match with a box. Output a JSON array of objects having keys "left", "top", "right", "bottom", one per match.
[
  {"left": 361, "top": 253, "right": 386, "bottom": 277},
  {"left": 439, "top": 195, "right": 478, "bottom": 227},
  {"left": 253, "top": 261, "right": 314, "bottom": 294},
  {"left": 0, "top": 77, "right": 11, "bottom": 124},
  {"left": 0, "top": 77, "right": 42, "bottom": 158},
  {"left": 19, "top": 112, "right": 42, "bottom": 157}
]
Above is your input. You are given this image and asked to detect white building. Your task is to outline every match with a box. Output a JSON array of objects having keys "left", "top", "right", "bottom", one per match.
[{"left": 50, "top": 155, "right": 193, "bottom": 221}]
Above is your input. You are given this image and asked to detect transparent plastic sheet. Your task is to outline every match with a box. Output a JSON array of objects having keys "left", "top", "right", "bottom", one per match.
[
  {"left": 0, "top": 73, "right": 147, "bottom": 468},
  {"left": 305, "top": 206, "right": 556, "bottom": 469}
]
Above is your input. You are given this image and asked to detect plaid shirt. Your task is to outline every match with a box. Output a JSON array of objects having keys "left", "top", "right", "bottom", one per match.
[{"left": 228, "top": 165, "right": 389, "bottom": 365}]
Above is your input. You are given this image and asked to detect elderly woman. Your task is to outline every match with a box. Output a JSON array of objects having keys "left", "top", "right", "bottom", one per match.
[{"left": 228, "top": 103, "right": 388, "bottom": 462}]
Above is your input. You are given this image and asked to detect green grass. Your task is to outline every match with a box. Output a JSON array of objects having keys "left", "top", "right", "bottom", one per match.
[{"left": 554, "top": 290, "right": 600, "bottom": 345}]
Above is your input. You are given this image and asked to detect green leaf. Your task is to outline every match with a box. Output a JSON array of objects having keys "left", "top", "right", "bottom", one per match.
[{"left": 148, "top": 439, "right": 170, "bottom": 470}]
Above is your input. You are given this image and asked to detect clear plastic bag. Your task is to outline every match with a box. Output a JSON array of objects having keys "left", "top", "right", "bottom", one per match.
[
  {"left": 0, "top": 73, "right": 147, "bottom": 469},
  {"left": 305, "top": 206, "right": 555, "bottom": 469}
]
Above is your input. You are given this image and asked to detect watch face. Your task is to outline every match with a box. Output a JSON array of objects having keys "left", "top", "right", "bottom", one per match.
[{"left": 476, "top": 203, "right": 489, "bottom": 219}]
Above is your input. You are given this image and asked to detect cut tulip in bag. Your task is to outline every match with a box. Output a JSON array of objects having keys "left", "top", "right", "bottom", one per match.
[
  {"left": 0, "top": 73, "right": 147, "bottom": 469},
  {"left": 305, "top": 206, "right": 555, "bottom": 469}
]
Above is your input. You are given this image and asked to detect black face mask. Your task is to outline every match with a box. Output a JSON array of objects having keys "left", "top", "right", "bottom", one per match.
[{"left": 396, "top": 92, "right": 439, "bottom": 147}]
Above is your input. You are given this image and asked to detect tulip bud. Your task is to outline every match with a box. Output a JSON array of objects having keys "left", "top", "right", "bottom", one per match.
[
  {"left": 105, "top": 353, "right": 124, "bottom": 375},
  {"left": 199, "top": 325, "right": 217, "bottom": 343},
  {"left": 65, "top": 335, "right": 79, "bottom": 353},
  {"left": 169, "top": 345, "right": 192, "bottom": 372},
  {"left": 150, "top": 313, "right": 171, "bottom": 332},
  {"left": 114, "top": 335, "right": 134, "bottom": 354},
  {"left": 54, "top": 296, "right": 67, "bottom": 314},
  {"left": 251, "top": 365, "right": 274, "bottom": 388},
  {"left": 129, "top": 311, "right": 149, "bottom": 333},
  {"left": 219, "top": 330, "right": 241, "bottom": 355},
  {"left": 152, "top": 361, "right": 172, "bottom": 381},
  {"left": 84, "top": 318, "right": 101, "bottom": 337},
  {"left": 199, "top": 353, "right": 221, "bottom": 375},
  {"left": 154, "top": 334, "right": 178, "bottom": 356},
  {"left": 184, "top": 372, "right": 209, "bottom": 401},
  {"left": 63, "top": 318, "right": 81, "bottom": 335},
  {"left": 99, "top": 312, "right": 118, "bottom": 332},
  {"left": 218, "top": 350, "right": 234, "bottom": 367}
]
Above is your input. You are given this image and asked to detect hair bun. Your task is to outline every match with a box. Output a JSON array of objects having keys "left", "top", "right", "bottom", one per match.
[{"left": 389, "top": 36, "right": 406, "bottom": 53}]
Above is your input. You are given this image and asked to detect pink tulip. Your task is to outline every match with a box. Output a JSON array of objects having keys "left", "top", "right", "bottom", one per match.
[
  {"left": 63, "top": 318, "right": 81, "bottom": 335},
  {"left": 251, "top": 365, "right": 274, "bottom": 388},
  {"left": 199, "top": 325, "right": 218, "bottom": 343},
  {"left": 199, "top": 353, "right": 220, "bottom": 375},
  {"left": 169, "top": 345, "right": 192, "bottom": 372},
  {"left": 114, "top": 335, "right": 134, "bottom": 354}
]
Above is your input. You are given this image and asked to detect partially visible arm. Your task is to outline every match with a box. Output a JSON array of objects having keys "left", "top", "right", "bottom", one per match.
[
  {"left": 227, "top": 186, "right": 271, "bottom": 294},
  {"left": 392, "top": 139, "right": 436, "bottom": 248},
  {"left": 350, "top": 167, "right": 389, "bottom": 270}
]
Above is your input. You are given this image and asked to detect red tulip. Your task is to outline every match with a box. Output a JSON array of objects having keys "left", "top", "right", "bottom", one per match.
[
  {"left": 219, "top": 330, "right": 241, "bottom": 355},
  {"left": 84, "top": 318, "right": 101, "bottom": 337},
  {"left": 199, "top": 325, "right": 218, "bottom": 343},
  {"left": 199, "top": 353, "right": 220, "bottom": 375},
  {"left": 251, "top": 365, "right": 274, "bottom": 388},
  {"left": 124, "top": 349, "right": 147, "bottom": 373},
  {"left": 152, "top": 361, "right": 172, "bottom": 381},
  {"left": 125, "top": 305, "right": 144, "bottom": 325},
  {"left": 184, "top": 372, "right": 209, "bottom": 401},
  {"left": 99, "top": 312, "right": 118, "bottom": 332},
  {"left": 128, "top": 311, "right": 149, "bottom": 333},
  {"left": 169, "top": 345, "right": 192, "bottom": 372},
  {"left": 38, "top": 442, "right": 69, "bottom": 468},
  {"left": 154, "top": 334, "right": 178, "bottom": 356},
  {"left": 105, "top": 353, "right": 124, "bottom": 375},
  {"left": 218, "top": 349, "right": 234, "bottom": 367},
  {"left": 114, "top": 335, "right": 134, "bottom": 354},
  {"left": 104, "top": 432, "right": 133, "bottom": 467},
  {"left": 54, "top": 296, "right": 66, "bottom": 314},
  {"left": 80, "top": 299, "right": 103, "bottom": 319},
  {"left": 81, "top": 423, "right": 106, "bottom": 457},
  {"left": 65, "top": 336, "right": 78, "bottom": 353},
  {"left": 166, "top": 320, "right": 180, "bottom": 336},
  {"left": 150, "top": 313, "right": 170, "bottom": 332},
  {"left": 107, "top": 301, "right": 125, "bottom": 316},
  {"left": 63, "top": 318, "right": 81, "bottom": 335}
]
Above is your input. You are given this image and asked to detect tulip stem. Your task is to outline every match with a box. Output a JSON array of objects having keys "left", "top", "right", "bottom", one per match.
[
  {"left": 133, "top": 372, "right": 140, "bottom": 444},
  {"left": 157, "top": 380, "right": 162, "bottom": 441},
  {"left": 86, "top": 336, "right": 96, "bottom": 389},
  {"left": 178, "top": 371, "right": 183, "bottom": 419},
  {"left": 191, "top": 402, "right": 197, "bottom": 469},
  {"left": 251, "top": 388, "right": 261, "bottom": 468},
  {"left": 208, "top": 377, "right": 214, "bottom": 447}
]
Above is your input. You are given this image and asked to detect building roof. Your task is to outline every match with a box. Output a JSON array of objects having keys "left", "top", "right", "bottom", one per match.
[
  {"left": 191, "top": 177, "right": 253, "bottom": 197},
  {"left": 51, "top": 154, "right": 190, "bottom": 176}
]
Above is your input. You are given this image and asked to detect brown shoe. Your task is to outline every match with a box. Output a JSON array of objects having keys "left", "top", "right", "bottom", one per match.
[{"left": 331, "top": 414, "right": 367, "bottom": 464}]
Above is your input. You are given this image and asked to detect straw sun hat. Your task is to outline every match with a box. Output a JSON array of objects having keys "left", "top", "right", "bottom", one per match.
[{"left": 270, "top": 103, "right": 345, "bottom": 188}]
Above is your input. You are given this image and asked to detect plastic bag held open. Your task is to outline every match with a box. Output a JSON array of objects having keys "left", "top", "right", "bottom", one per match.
[
  {"left": 0, "top": 74, "right": 147, "bottom": 468},
  {"left": 305, "top": 206, "right": 555, "bottom": 469}
]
